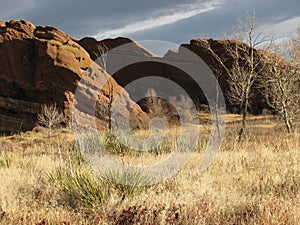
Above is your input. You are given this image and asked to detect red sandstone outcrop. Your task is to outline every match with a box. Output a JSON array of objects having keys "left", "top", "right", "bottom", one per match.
[{"left": 0, "top": 20, "right": 149, "bottom": 133}]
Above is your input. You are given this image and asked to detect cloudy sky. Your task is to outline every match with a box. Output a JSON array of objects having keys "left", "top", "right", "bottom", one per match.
[{"left": 1, "top": 0, "right": 299, "bottom": 44}]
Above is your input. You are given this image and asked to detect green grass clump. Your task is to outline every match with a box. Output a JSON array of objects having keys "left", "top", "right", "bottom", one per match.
[
  {"left": 0, "top": 153, "right": 12, "bottom": 168},
  {"left": 104, "top": 167, "right": 154, "bottom": 198},
  {"left": 102, "top": 131, "right": 131, "bottom": 154},
  {"left": 48, "top": 167, "right": 109, "bottom": 207}
]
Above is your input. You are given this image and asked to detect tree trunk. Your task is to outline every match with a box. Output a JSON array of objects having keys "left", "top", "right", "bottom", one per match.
[
  {"left": 215, "top": 80, "right": 221, "bottom": 138},
  {"left": 283, "top": 108, "right": 292, "bottom": 134},
  {"left": 49, "top": 127, "right": 52, "bottom": 150},
  {"left": 108, "top": 83, "right": 113, "bottom": 131},
  {"left": 238, "top": 98, "right": 248, "bottom": 141}
]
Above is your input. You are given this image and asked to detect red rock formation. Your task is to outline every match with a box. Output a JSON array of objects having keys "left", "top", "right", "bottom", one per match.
[
  {"left": 0, "top": 20, "right": 284, "bottom": 133},
  {"left": 0, "top": 20, "right": 149, "bottom": 133},
  {"left": 78, "top": 37, "right": 272, "bottom": 115}
]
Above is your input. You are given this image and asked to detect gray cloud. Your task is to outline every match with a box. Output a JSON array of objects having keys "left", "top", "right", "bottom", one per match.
[
  {"left": 0, "top": 0, "right": 201, "bottom": 37},
  {"left": 0, "top": 0, "right": 299, "bottom": 43},
  {"left": 131, "top": 0, "right": 300, "bottom": 43},
  {"left": 95, "top": 0, "right": 223, "bottom": 39}
]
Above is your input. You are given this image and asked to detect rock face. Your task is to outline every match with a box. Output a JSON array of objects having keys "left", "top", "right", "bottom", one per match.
[
  {"left": 79, "top": 37, "right": 272, "bottom": 114},
  {"left": 181, "top": 38, "right": 270, "bottom": 113},
  {"left": 77, "top": 37, "right": 156, "bottom": 61},
  {"left": 0, "top": 20, "right": 149, "bottom": 133}
]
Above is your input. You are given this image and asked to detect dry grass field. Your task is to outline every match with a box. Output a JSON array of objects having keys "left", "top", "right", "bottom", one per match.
[{"left": 0, "top": 114, "right": 299, "bottom": 224}]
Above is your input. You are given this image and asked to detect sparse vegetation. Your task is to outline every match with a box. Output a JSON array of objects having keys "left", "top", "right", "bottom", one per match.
[
  {"left": 37, "top": 103, "right": 66, "bottom": 147},
  {"left": 95, "top": 43, "right": 114, "bottom": 130},
  {"left": 103, "top": 167, "right": 154, "bottom": 198},
  {"left": 0, "top": 15, "right": 299, "bottom": 225},
  {"left": 262, "top": 31, "right": 300, "bottom": 133},
  {"left": 48, "top": 167, "right": 109, "bottom": 207},
  {"left": 0, "top": 115, "right": 299, "bottom": 224},
  {"left": 198, "top": 13, "right": 271, "bottom": 140}
]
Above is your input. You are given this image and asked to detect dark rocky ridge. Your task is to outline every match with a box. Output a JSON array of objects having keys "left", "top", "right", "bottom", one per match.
[{"left": 79, "top": 37, "right": 272, "bottom": 114}]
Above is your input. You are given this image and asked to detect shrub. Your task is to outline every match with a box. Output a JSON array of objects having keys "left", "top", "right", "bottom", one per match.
[
  {"left": 102, "top": 131, "right": 130, "bottom": 154},
  {"left": 48, "top": 167, "right": 109, "bottom": 207},
  {"left": 0, "top": 153, "right": 12, "bottom": 168},
  {"left": 104, "top": 167, "right": 154, "bottom": 198}
]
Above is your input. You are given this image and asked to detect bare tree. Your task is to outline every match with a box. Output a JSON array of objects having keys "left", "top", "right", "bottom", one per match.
[
  {"left": 95, "top": 43, "right": 114, "bottom": 130},
  {"left": 210, "top": 71, "right": 223, "bottom": 138},
  {"left": 38, "top": 103, "right": 66, "bottom": 146},
  {"left": 262, "top": 32, "right": 300, "bottom": 133},
  {"left": 169, "top": 95, "right": 194, "bottom": 123},
  {"left": 198, "top": 13, "right": 269, "bottom": 140}
]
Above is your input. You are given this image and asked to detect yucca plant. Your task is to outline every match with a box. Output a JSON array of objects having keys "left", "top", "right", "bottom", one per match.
[
  {"left": 48, "top": 167, "right": 109, "bottom": 207},
  {"left": 104, "top": 167, "right": 154, "bottom": 198},
  {"left": 102, "top": 131, "right": 131, "bottom": 154}
]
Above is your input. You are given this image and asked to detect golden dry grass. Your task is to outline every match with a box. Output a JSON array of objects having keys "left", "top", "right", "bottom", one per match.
[{"left": 0, "top": 115, "right": 299, "bottom": 224}]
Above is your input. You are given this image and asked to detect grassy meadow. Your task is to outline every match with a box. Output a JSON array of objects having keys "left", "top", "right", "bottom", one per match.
[{"left": 0, "top": 114, "right": 299, "bottom": 224}]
